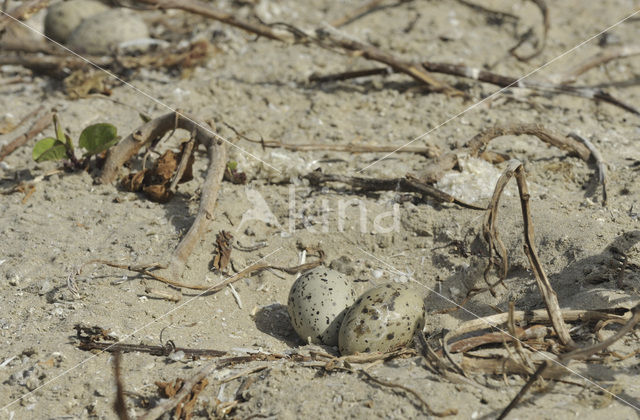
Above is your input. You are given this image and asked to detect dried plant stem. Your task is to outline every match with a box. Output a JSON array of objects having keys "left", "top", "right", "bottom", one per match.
[
  {"left": 85, "top": 258, "right": 322, "bottom": 292},
  {"left": 568, "top": 132, "right": 607, "bottom": 205},
  {"left": 330, "top": 0, "right": 387, "bottom": 27},
  {"left": 225, "top": 122, "right": 440, "bottom": 157},
  {"left": 0, "top": 110, "right": 53, "bottom": 162},
  {"left": 498, "top": 303, "right": 640, "bottom": 419},
  {"left": 98, "top": 112, "right": 227, "bottom": 280},
  {"left": 509, "top": 0, "right": 549, "bottom": 62},
  {"left": 112, "top": 353, "right": 131, "bottom": 420},
  {"left": 303, "top": 171, "right": 486, "bottom": 210},
  {"left": 315, "top": 27, "right": 464, "bottom": 96},
  {"left": 132, "top": 0, "right": 288, "bottom": 41},
  {"left": 138, "top": 361, "right": 221, "bottom": 420},
  {"left": 485, "top": 160, "right": 574, "bottom": 346},
  {"left": 310, "top": 62, "right": 640, "bottom": 115},
  {"left": 420, "top": 123, "right": 596, "bottom": 186},
  {"left": 555, "top": 44, "right": 640, "bottom": 84}
]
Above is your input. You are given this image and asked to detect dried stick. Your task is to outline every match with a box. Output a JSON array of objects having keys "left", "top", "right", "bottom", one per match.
[
  {"left": 98, "top": 112, "right": 227, "bottom": 280},
  {"left": 509, "top": 0, "right": 549, "bottom": 62},
  {"left": 455, "top": 0, "right": 519, "bottom": 22},
  {"left": 131, "top": 0, "right": 288, "bottom": 42},
  {"left": 225, "top": 122, "right": 440, "bottom": 157},
  {"left": 0, "top": 0, "right": 49, "bottom": 33},
  {"left": 330, "top": 0, "right": 387, "bottom": 27},
  {"left": 310, "top": 62, "right": 640, "bottom": 115},
  {"left": 85, "top": 258, "right": 322, "bottom": 292},
  {"left": 496, "top": 360, "right": 549, "bottom": 420},
  {"left": 466, "top": 124, "right": 591, "bottom": 161},
  {"left": 568, "top": 132, "right": 607, "bottom": 205},
  {"left": 554, "top": 44, "right": 640, "bottom": 84},
  {"left": 169, "top": 134, "right": 196, "bottom": 193},
  {"left": 498, "top": 303, "right": 640, "bottom": 419},
  {"left": 138, "top": 361, "right": 221, "bottom": 420},
  {"left": 303, "top": 171, "right": 486, "bottom": 210},
  {"left": 112, "top": 353, "right": 131, "bottom": 420},
  {"left": 419, "top": 123, "right": 595, "bottom": 185},
  {"left": 0, "top": 110, "right": 53, "bottom": 162},
  {"left": 314, "top": 27, "right": 464, "bottom": 96},
  {"left": 485, "top": 160, "right": 574, "bottom": 346},
  {"left": 0, "top": 105, "right": 42, "bottom": 135},
  {"left": 443, "top": 307, "right": 629, "bottom": 350}
]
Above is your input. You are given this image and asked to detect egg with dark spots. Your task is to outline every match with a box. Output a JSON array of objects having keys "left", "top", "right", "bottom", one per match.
[
  {"left": 338, "top": 283, "right": 425, "bottom": 355},
  {"left": 287, "top": 266, "right": 357, "bottom": 346}
]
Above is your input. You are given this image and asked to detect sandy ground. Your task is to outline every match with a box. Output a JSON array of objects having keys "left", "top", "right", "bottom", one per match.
[{"left": 1, "top": 0, "right": 640, "bottom": 418}]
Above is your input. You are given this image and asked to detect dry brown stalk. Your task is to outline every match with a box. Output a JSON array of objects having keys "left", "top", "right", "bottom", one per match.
[
  {"left": 314, "top": 27, "right": 464, "bottom": 97},
  {"left": 484, "top": 160, "right": 574, "bottom": 346},
  {"left": 555, "top": 44, "right": 640, "bottom": 84},
  {"left": 225, "top": 122, "right": 440, "bottom": 157},
  {"left": 330, "top": 0, "right": 387, "bottom": 27},
  {"left": 498, "top": 303, "right": 640, "bottom": 419},
  {"left": 303, "top": 171, "right": 486, "bottom": 210},
  {"left": 310, "top": 62, "right": 640, "bottom": 115},
  {"left": 509, "top": 0, "right": 549, "bottom": 62},
  {"left": 98, "top": 112, "right": 227, "bottom": 280},
  {"left": 419, "top": 123, "right": 597, "bottom": 188},
  {"left": 84, "top": 258, "right": 323, "bottom": 292},
  {"left": 568, "top": 132, "right": 608, "bottom": 205},
  {"left": 112, "top": 353, "right": 131, "bottom": 420},
  {"left": 131, "top": 0, "right": 288, "bottom": 42},
  {"left": 0, "top": 110, "right": 53, "bottom": 162}
]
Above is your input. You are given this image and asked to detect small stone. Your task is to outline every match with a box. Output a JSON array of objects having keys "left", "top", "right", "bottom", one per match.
[
  {"left": 329, "top": 256, "right": 355, "bottom": 276},
  {"left": 67, "top": 8, "right": 149, "bottom": 55},
  {"left": 44, "top": 0, "right": 109, "bottom": 43}
]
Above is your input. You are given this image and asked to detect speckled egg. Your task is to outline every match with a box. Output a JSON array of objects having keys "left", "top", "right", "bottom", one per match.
[
  {"left": 287, "top": 266, "right": 357, "bottom": 346},
  {"left": 338, "top": 283, "right": 425, "bottom": 355}
]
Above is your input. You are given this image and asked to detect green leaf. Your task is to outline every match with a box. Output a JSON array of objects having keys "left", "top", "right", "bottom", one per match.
[
  {"left": 32, "top": 137, "right": 68, "bottom": 162},
  {"left": 78, "top": 123, "right": 118, "bottom": 155},
  {"left": 227, "top": 161, "right": 238, "bottom": 171}
]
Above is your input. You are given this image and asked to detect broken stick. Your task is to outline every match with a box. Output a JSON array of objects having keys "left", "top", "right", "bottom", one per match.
[{"left": 98, "top": 112, "right": 227, "bottom": 281}]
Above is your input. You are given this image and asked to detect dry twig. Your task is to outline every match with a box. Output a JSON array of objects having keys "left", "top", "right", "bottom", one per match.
[
  {"left": 310, "top": 61, "right": 640, "bottom": 115},
  {"left": 314, "top": 27, "right": 464, "bottom": 96},
  {"left": 554, "top": 44, "right": 640, "bottom": 84},
  {"left": 498, "top": 303, "right": 640, "bottom": 419},
  {"left": 98, "top": 112, "right": 227, "bottom": 280},
  {"left": 131, "top": 0, "right": 288, "bottom": 41},
  {"left": 0, "top": 110, "right": 53, "bottom": 163},
  {"left": 83, "top": 257, "right": 323, "bottom": 292},
  {"left": 483, "top": 160, "right": 574, "bottom": 346},
  {"left": 112, "top": 353, "right": 131, "bottom": 420},
  {"left": 304, "top": 171, "right": 486, "bottom": 210},
  {"left": 508, "top": 0, "right": 549, "bottom": 62}
]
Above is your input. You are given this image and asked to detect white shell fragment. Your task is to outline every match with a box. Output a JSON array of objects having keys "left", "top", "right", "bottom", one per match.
[
  {"left": 44, "top": 0, "right": 109, "bottom": 43},
  {"left": 287, "top": 266, "right": 357, "bottom": 346},
  {"left": 338, "top": 283, "right": 425, "bottom": 355},
  {"left": 67, "top": 9, "right": 150, "bottom": 55}
]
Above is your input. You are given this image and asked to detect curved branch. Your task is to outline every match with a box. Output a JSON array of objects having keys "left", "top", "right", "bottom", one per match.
[{"left": 98, "top": 112, "right": 227, "bottom": 280}]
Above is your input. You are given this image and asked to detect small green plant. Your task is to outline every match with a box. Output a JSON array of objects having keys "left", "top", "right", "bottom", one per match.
[{"left": 32, "top": 115, "right": 118, "bottom": 168}]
